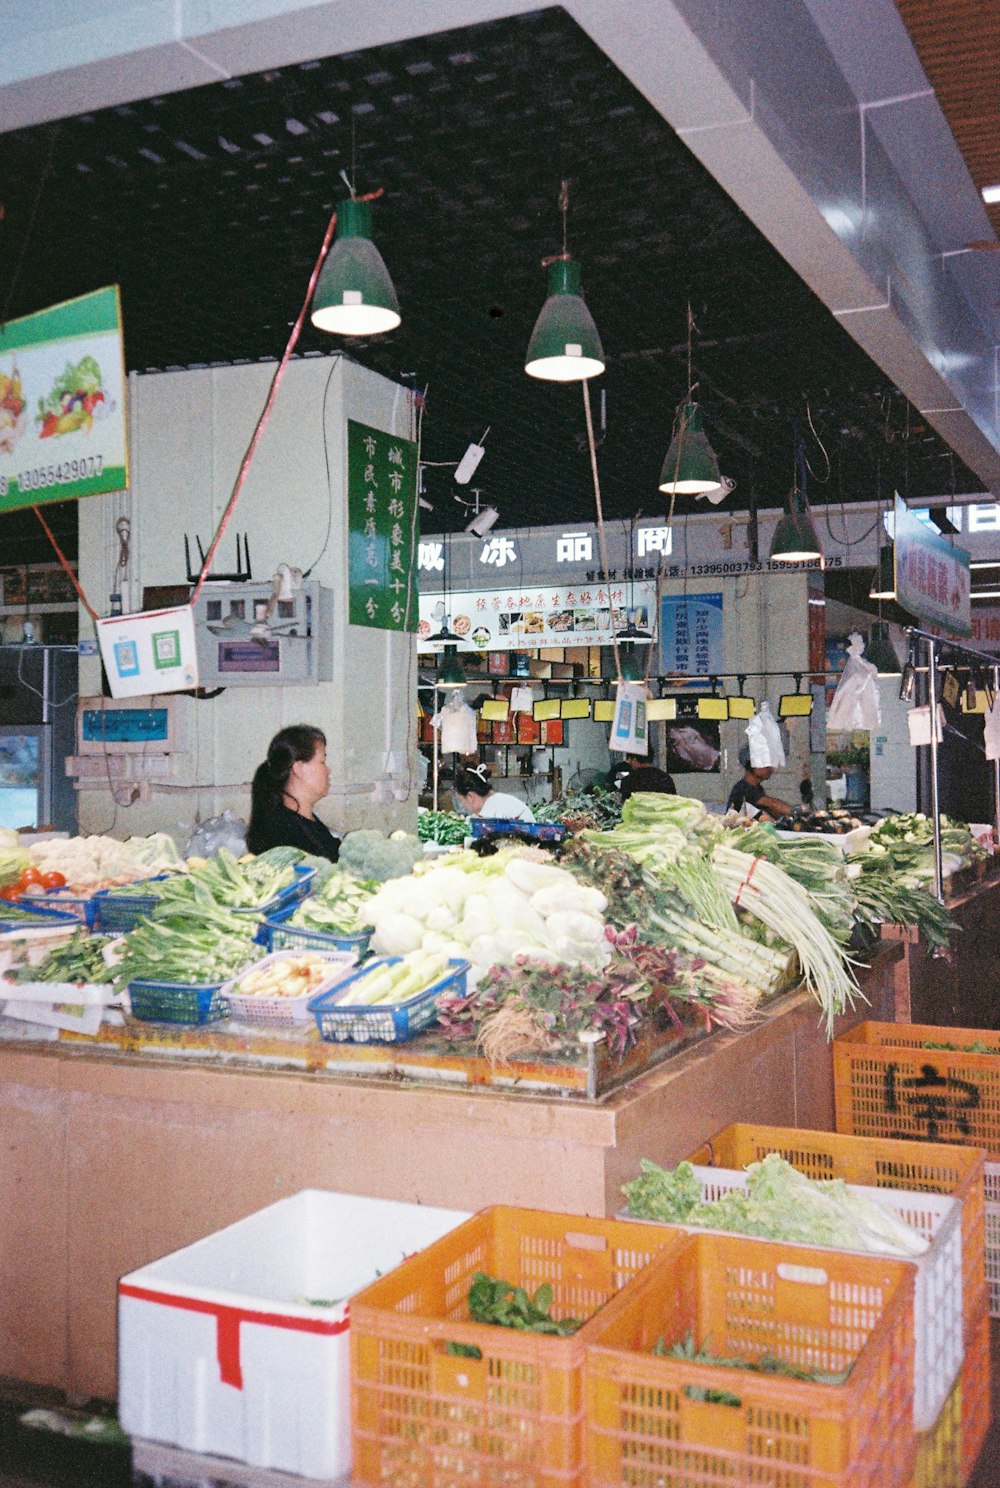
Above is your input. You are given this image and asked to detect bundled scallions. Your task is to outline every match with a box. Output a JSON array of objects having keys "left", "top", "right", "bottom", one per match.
[{"left": 712, "top": 843, "right": 862, "bottom": 1034}]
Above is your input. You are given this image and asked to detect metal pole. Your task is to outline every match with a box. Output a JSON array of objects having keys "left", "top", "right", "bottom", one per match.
[
  {"left": 993, "top": 665, "right": 1000, "bottom": 845},
  {"left": 927, "top": 636, "right": 944, "bottom": 902},
  {"left": 432, "top": 686, "right": 440, "bottom": 812}
]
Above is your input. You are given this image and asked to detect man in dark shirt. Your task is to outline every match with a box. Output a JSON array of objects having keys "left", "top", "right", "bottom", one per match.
[
  {"left": 726, "top": 761, "right": 793, "bottom": 819},
  {"left": 613, "top": 755, "right": 677, "bottom": 802}
]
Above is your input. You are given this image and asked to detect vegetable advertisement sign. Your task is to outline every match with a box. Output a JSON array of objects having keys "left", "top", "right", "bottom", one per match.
[
  {"left": 347, "top": 419, "right": 418, "bottom": 632},
  {"left": 0, "top": 286, "right": 128, "bottom": 515}
]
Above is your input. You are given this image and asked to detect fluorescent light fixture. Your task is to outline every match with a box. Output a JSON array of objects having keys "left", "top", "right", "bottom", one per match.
[
  {"left": 970, "top": 560, "right": 1000, "bottom": 569},
  {"left": 972, "top": 589, "right": 1000, "bottom": 600},
  {"left": 981, "top": 184, "right": 1000, "bottom": 205}
]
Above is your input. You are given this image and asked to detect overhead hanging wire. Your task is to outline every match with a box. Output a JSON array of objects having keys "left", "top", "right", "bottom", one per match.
[{"left": 190, "top": 188, "right": 383, "bottom": 605}]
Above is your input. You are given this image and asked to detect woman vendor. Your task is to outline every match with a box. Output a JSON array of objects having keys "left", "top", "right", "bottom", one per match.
[
  {"left": 453, "top": 764, "right": 536, "bottom": 823},
  {"left": 247, "top": 724, "right": 340, "bottom": 860}
]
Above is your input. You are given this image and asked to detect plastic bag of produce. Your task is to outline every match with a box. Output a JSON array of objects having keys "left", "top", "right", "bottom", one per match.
[
  {"left": 826, "top": 633, "right": 880, "bottom": 732},
  {"left": 185, "top": 809, "right": 248, "bottom": 860},
  {"left": 746, "top": 700, "right": 785, "bottom": 767}
]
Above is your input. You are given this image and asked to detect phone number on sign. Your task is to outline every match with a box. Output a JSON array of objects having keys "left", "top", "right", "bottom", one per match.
[{"left": 1, "top": 455, "right": 105, "bottom": 498}]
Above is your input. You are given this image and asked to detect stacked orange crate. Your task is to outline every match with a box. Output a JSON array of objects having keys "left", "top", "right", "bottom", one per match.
[
  {"left": 688, "top": 1121, "right": 989, "bottom": 1481},
  {"left": 584, "top": 1230, "right": 916, "bottom": 1488},
  {"left": 349, "top": 1206, "right": 686, "bottom": 1488}
]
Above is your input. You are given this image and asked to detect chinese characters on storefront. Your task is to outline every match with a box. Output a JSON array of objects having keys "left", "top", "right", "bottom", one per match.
[
  {"left": 660, "top": 593, "right": 723, "bottom": 678},
  {"left": 417, "top": 580, "right": 657, "bottom": 651},
  {"left": 895, "top": 495, "right": 971, "bottom": 637},
  {"left": 347, "top": 419, "right": 418, "bottom": 632}
]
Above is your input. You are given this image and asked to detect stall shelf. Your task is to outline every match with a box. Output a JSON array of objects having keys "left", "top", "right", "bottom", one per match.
[{"left": 0, "top": 946, "right": 897, "bottom": 1404}]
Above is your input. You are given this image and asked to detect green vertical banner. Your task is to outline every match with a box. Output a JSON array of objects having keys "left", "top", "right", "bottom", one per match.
[
  {"left": 0, "top": 286, "right": 129, "bottom": 513},
  {"left": 347, "top": 418, "right": 418, "bottom": 631}
]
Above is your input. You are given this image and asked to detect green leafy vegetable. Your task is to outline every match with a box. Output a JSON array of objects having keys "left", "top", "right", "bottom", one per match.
[{"left": 465, "top": 1270, "right": 583, "bottom": 1336}]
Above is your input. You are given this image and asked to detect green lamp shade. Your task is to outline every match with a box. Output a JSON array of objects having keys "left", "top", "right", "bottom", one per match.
[
  {"left": 658, "top": 402, "right": 722, "bottom": 495},
  {"left": 869, "top": 543, "right": 897, "bottom": 600},
  {"left": 616, "top": 642, "right": 645, "bottom": 683},
  {"left": 311, "top": 198, "right": 401, "bottom": 337},
  {"left": 866, "top": 620, "right": 901, "bottom": 675},
  {"left": 524, "top": 259, "right": 604, "bottom": 382},
  {"left": 769, "top": 500, "right": 823, "bottom": 563},
  {"left": 437, "top": 645, "right": 467, "bottom": 689}
]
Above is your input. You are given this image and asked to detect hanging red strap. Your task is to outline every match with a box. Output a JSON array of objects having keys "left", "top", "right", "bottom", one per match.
[
  {"left": 190, "top": 187, "right": 385, "bottom": 606},
  {"left": 33, "top": 505, "right": 99, "bottom": 622}
]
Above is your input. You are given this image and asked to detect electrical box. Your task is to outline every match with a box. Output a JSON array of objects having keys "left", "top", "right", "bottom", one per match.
[
  {"left": 67, "top": 694, "right": 189, "bottom": 794},
  {"left": 191, "top": 581, "right": 332, "bottom": 688}
]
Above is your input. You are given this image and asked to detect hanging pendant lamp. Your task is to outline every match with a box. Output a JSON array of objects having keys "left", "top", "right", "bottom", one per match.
[
  {"left": 658, "top": 401, "right": 722, "bottom": 495},
  {"left": 616, "top": 643, "right": 645, "bottom": 683},
  {"left": 437, "top": 645, "right": 467, "bottom": 688},
  {"left": 869, "top": 542, "right": 897, "bottom": 600},
  {"left": 525, "top": 258, "right": 604, "bottom": 382},
  {"left": 770, "top": 488, "right": 823, "bottom": 564},
  {"left": 311, "top": 198, "right": 401, "bottom": 337},
  {"left": 866, "top": 620, "right": 901, "bottom": 675},
  {"left": 426, "top": 621, "right": 465, "bottom": 649}
]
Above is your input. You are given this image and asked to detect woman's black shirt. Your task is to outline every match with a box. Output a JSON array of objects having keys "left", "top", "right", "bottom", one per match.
[{"left": 247, "top": 804, "right": 340, "bottom": 862}]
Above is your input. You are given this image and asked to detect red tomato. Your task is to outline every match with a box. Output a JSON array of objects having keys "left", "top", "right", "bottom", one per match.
[
  {"left": 0, "top": 885, "right": 20, "bottom": 901},
  {"left": 40, "top": 871, "right": 67, "bottom": 889},
  {"left": 18, "top": 866, "right": 43, "bottom": 889}
]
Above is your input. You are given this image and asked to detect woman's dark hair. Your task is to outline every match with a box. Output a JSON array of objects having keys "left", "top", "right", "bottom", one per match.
[
  {"left": 247, "top": 725, "right": 326, "bottom": 850},
  {"left": 454, "top": 763, "right": 492, "bottom": 798}
]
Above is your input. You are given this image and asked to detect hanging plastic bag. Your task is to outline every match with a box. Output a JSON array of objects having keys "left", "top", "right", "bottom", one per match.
[
  {"left": 826, "top": 632, "right": 881, "bottom": 732},
  {"left": 185, "top": 809, "right": 247, "bottom": 859},
  {"left": 906, "top": 704, "right": 944, "bottom": 747},
  {"left": 746, "top": 700, "right": 785, "bottom": 768},
  {"left": 510, "top": 685, "right": 534, "bottom": 714},
  {"left": 985, "top": 696, "right": 1000, "bottom": 762}
]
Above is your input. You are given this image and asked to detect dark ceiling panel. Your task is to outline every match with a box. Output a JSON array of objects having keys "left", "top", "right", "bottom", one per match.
[{"left": 0, "top": 5, "right": 983, "bottom": 563}]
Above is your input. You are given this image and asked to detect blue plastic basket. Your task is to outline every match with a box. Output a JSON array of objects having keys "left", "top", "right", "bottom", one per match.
[
  {"left": 15, "top": 889, "right": 102, "bottom": 929},
  {"left": 93, "top": 876, "right": 171, "bottom": 934},
  {"left": 470, "top": 818, "right": 567, "bottom": 842},
  {"left": 233, "top": 864, "right": 316, "bottom": 921},
  {"left": 309, "top": 956, "right": 468, "bottom": 1044},
  {"left": 263, "top": 915, "right": 373, "bottom": 958},
  {"left": 0, "top": 903, "right": 78, "bottom": 934},
  {"left": 127, "top": 978, "right": 230, "bottom": 1026}
]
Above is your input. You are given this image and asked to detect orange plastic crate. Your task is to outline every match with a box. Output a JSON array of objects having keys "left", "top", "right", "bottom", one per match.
[
  {"left": 349, "top": 1205, "right": 686, "bottom": 1488},
  {"left": 907, "top": 1376, "right": 962, "bottom": 1488},
  {"left": 960, "top": 1310, "right": 992, "bottom": 1481},
  {"left": 687, "top": 1121, "right": 987, "bottom": 1347},
  {"left": 833, "top": 1021, "right": 1000, "bottom": 1155},
  {"left": 584, "top": 1230, "right": 916, "bottom": 1488}
]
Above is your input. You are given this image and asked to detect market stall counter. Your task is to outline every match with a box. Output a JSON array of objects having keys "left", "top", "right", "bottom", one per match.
[
  {"left": 0, "top": 945, "right": 897, "bottom": 1403},
  {"left": 883, "top": 869, "right": 1000, "bottom": 1029}
]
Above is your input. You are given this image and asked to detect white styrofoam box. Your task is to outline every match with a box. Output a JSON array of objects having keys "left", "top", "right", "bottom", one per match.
[
  {"left": 986, "top": 1160, "right": 1000, "bottom": 1318},
  {"left": 118, "top": 1189, "right": 470, "bottom": 1481},
  {"left": 623, "top": 1164, "right": 962, "bottom": 1431}
]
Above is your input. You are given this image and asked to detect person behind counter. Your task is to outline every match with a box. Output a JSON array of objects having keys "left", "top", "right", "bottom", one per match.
[
  {"left": 247, "top": 724, "right": 340, "bottom": 861},
  {"left": 726, "top": 745, "right": 794, "bottom": 821},
  {"left": 610, "top": 754, "right": 677, "bottom": 802},
  {"left": 453, "top": 764, "right": 536, "bottom": 823}
]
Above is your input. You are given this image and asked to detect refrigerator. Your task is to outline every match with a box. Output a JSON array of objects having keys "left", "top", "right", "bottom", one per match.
[{"left": 0, "top": 646, "right": 78, "bottom": 833}]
